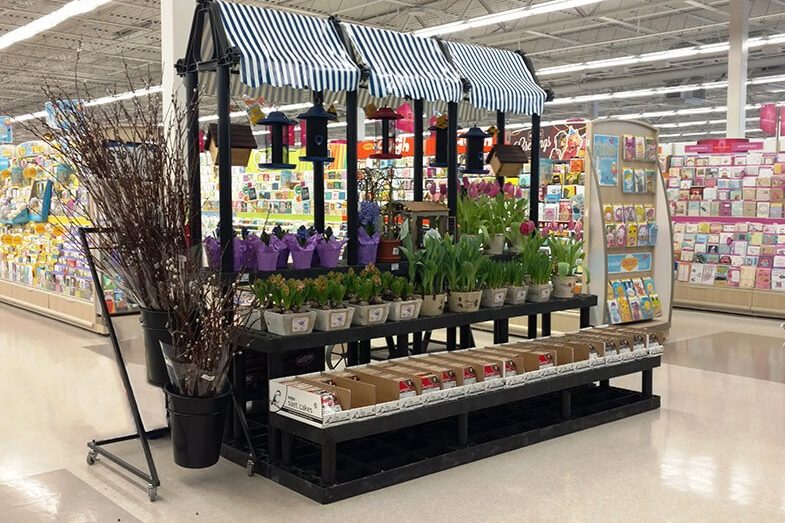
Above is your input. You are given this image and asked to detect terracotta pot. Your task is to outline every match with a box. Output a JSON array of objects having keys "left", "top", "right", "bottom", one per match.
[
  {"left": 447, "top": 290, "right": 482, "bottom": 313},
  {"left": 552, "top": 276, "right": 578, "bottom": 298},
  {"left": 419, "top": 294, "right": 447, "bottom": 316},
  {"left": 527, "top": 283, "right": 552, "bottom": 303},
  {"left": 377, "top": 239, "right": 401, "bottom": 262}
]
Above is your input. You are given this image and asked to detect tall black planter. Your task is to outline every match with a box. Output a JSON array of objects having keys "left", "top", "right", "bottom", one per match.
[
  {"left": 165, "top": 384, "right": 230, "bottom": 469},
  {"left": 139, "top": 308, "right": 171, "bottom": 386}
]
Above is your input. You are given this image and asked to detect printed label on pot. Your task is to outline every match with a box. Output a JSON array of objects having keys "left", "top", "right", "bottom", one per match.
[
  {"left": 369, "top": 307, "right": 385, "bottom": 322},
  {"left": 291, "top": 317, "right": 309, "bottom": 333},
  {"left": 494, "top": 290, "right": 506, "bottom": 303},
  {"left": 392, "top": 247, "right": 399, "bottom": 255},
  {"left": 400, "top": 303, "right": 415, "bottom": 318},
  {"left": 517, "top": 289, "right": 526, "bottom": 301},
  {"left": 330, "top": 311, "right": 346, "bottom": 328}
]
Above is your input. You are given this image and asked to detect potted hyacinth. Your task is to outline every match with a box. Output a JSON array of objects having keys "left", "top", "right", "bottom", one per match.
[
  {"left": 526, "top": 250, "right": 554, "bottom": 303},
  {"left": 270, "top": 225, "right": 291, "bottom": 269},
  {"left": 345, "top": 264, "right": 390, "bottom": 325},
  {"left": 311, "top": 273, "right": 354, "bottom": 331},
  {"left": 383, "top": 275, "right": 422, "bottom": 321},
  {"left": 263, "top": 275, "right": 317, "bottom": 335},
  {"left": 315, "top": 227, "right": 346, "bottom": 268},
  {"left": 286, "top": 226, "right": 318, "bottom": 269},
  {"left": 358, "top": 200, "right": 381, "bottom": 265},
  {"left": 504, "top": 261, "right": 529, "bottom": 304},
  {"left": 445, "top": 235, "right": 487, "bottom": 313},
  {"left": 246, "top": 229, "right": 280, "bottom": 271},
  {"left": 248, "top": 278, "right": 271, "bottom": 331},
  {"left": 549, "top": 235, "right": 584, "bottom": 298},
  {"left": 480, "top": 260, "right": 508, "bottom": 308}
]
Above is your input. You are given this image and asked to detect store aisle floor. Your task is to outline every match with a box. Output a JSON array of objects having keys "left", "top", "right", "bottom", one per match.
[{"left": 1, "top": 303, "right": 784, "bottom": 522}]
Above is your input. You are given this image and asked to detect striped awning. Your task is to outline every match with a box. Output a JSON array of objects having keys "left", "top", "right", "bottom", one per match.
[
  {"left": 342, "top": 23, "right": 463, "bottom": 104},
  {"left": 445, "top": 41, "right": 547, "bottom": 116},
  {"left": 215, "top": 1, "right": 360, "bottom": 93}
]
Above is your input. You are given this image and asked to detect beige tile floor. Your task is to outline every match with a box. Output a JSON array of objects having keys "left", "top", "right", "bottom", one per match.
[{"left": 0, "top": 303, "right": 784, "bottom": 522}]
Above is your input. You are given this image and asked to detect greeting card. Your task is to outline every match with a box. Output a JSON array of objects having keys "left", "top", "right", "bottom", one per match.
[
  {"left": 635, "top": 136, "right": 646, "bottom": 160},
  {"left": 607, "top": 300, "right": 623, "bottom": 324},
  {"left": 626, "top": 223, "right": 638, "bottom": 247},
  {"left": 623, "top": 135, "right": 636, "bottom": 161},
  {"left": 622, "top": 168, "right": 635, "bottom": 192},
  {"left": 650, "top": 294, "right": 663, "bottom": 316},
  {"left": 639, "top": 296, "right": 654, "bottom": 319}
]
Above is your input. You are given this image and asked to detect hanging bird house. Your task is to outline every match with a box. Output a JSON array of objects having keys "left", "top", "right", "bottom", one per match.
[
  {"left": 429, "top": 115, "right": 448, "bottom": 168},
  {"left": 258, "top": 111, "right": 297, "bottom": 169},
  {"left": 369, "top": 107, "right": 403, "bottom": 160},
  {"left": 460, "top": 126, "right": 490, "bottom": 174},
  {"left": 298, "top": 104, "right": 336, "bottom": 163},
  {"left": 486, "top": 143, "right": 528, "bottom": 178}
]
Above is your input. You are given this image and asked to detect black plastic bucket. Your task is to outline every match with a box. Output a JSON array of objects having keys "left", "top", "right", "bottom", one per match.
[
  {"left": 139, "top": 308, "right": 171, "bottom": 386},
  {"left": 164, "top": 384, "right": 230, "bottom": 469}
]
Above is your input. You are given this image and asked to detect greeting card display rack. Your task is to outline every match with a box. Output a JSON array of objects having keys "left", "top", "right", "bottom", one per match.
[{"left": 585, "top": 119, "right": 674, "bottom": 329}]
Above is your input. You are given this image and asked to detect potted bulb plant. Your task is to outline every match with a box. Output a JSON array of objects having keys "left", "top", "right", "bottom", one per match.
[
  {"left": 480, "top": 260, "right": 508, "bottom": 308},
  {"left": 504, "top": 261, "right": 529, "bottom": 304},
  {"left": 384, "top": 275, "right": 422, "bottom": 321},
  {"left": 311, "top": 274, "right": 354, "bottom": 331},
  {"left": 346, "top": 264, "right": 390, "bottom": 325},
  {"left": 526, "top": 250, "right": 554, "bottom": 303},
  {"left": 286, "top": 226, "right": 317, "bottom": 269},
  {"left": 357, "top": 200, "right": 381, "bottom": 265},
  {"left": 401, "top": 231, "right": 447, "bottom": 317},
  {"left": 548, "top": 235, "right": 584, "bottom": 298},
  {"left": 248, "top": 278, "right": 271, "bottom": 330},
  {"left": 263, "top": 275, "right": 317, "bottom": 335},
  {"left": 456, "top": 193, "right": 488, "bottom": 246},
  {"left": 315, "top": 227, "right": 346, "bottom": 268},
  {"left": 445, "top": 235, "right": 487, "bottom": 313},
  {"left": 270, "top": 225, "right": 292, "bottom": 269}
]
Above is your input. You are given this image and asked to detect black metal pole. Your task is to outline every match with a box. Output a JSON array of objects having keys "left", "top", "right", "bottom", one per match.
[
  {"left": 413, "top": 99, "right": 424, "bottom": 202},
  {"left": 529, "top": 112, "right": 541, "bottom": 223},
  {"left": 447, "top": 101, "right": 458, "bottom": 218},
  {"left": 184, "top": 70, "right": 201, "bottom": 249},
  {"left": 217, "top": 63, "right": 233, "bottom": 273},
  {"left": 346, "top": 90, "right": 359, "bottom": 264},
  {"left": 496, "top": 110, "right": 506, "bottom": 188},
  {"left": 313, "top": 91, "right": 326, "bottom": 233}
]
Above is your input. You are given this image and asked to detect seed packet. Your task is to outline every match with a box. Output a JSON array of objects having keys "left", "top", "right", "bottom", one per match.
[
  {"left": 605, "top": 223, "right": 617, "bottom": 248},
  {"left": 639, "top": 296, "right": 654, "bottom": 319},
  {"left": 607, "top": 300, "right": 623, "bottom": 324},
  {"left": 644, "top": 204, "right": 655, "bottom": 222},
  {"left": 614, "top": 204, "right": 626, "bottom": 223}
]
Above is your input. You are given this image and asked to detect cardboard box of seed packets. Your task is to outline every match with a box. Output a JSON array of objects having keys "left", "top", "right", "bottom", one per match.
[
  {"left": 470, "top": 346, "right": 542, "bottom": 387},
  {"left": 497, "top": 342, "right": 561, "bottom": 379},
  {"left": 580, "top": 328, "right": 636, "bottom": 361},
  {"left": 547, "top": 335, "right": 607, "bottom": 366},
  {"left": 429, "top": 351, "right": 505, "bottom": 393},
  {"left": 389, "top": 357, "right": 468, "bottom": 399},
  {"left": 525, "top": 339, "right": 591, "bottom": 372},
  {"left": 372, "top": 362, "right": 449, "bottom": 405},
  {"left": 268, "top": 376, "right": 355, "bottom": 426}
]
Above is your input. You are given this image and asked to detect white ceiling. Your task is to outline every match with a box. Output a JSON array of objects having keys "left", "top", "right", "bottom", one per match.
[{"left": 1, "top": 0, "right": 784, "bottom": 140}]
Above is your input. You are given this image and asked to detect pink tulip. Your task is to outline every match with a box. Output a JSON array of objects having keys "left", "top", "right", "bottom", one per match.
[
  {"left": 462, "top": 176, "right": 470, "bottom": 190},
  {"left": 503, "top": 182, "right": 514, "bottom": 196},
  {"left": 487, "top": 183, "right": 500, "bottom": 198},
  {"left": 468, "top": 184, "right": 480, "bottom": 199},
  {"left": 515, "top": 187, "right": 523, "bottom": 199},
  {"left": 519, "top": 220, "right": 536, "bottom": 236},
  {"left": 429, "top": 183, "right": 437, "bottom": 195},
  {"left": 439, "top": 183, "right": 447, "bottom": 195}
]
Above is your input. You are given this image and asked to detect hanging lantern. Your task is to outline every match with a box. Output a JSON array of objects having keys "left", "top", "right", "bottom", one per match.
[
  {"left": 429, "top": 114, "right": 449, "bottom": 168},
  {"left": 460, "top": 126, "right": 490, "bottom": 174},
  {"left": 298, "top": 104, "right": 336, "bottom": 163},
  {"left": 369, "top": 107, "right": 403, "bottom": 160},
  {"left": 258, "top": 111, "right": 297, "bottom": 169}
]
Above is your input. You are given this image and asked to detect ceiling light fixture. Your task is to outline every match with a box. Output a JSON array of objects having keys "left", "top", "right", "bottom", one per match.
[
  {"left": 413, "top": 0, "right": 604, "bottom": 37},
  {"left": 0, "top": 0, "right": 112, "bottom": 52}
]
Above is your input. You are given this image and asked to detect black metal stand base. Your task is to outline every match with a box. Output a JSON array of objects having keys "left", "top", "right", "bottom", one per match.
[{"left": 221, "top": 385, "right": 660, "bottom": 504}]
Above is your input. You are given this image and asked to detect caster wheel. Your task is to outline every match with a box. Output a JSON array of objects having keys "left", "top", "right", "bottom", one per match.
[
  {"left": 246, "top": 460, "right": 255, "bottom": 476},
  {"left": 147, "top": 485, "right": 157, "bottom": 502},
  {"left": 86, "top": 452, "right": 97, "bottom": 466}
]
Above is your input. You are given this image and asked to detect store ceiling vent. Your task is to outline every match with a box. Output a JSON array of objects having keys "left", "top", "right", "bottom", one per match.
[{"left": 665, "top": 89, "right": 706, "bottom": 105}]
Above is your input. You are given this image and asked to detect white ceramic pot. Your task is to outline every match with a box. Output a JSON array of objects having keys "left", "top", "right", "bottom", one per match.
[
  {"left": 313, "top": 307, "right": 354, "bottom": 332},
  {"left": 552, "top": 276, "right": 578, "bottom": 298},
  {"left": 419, "top": 294, "right": 447, "bottom": 316},
  {"left": 447, "top": 290, "right": 482, "bottom": 313},
  {"left": 386, "top": 298, "right": 422, "bottom": 321},
  {"left": 263, "top": 310, "right": 317, "bottom": 336},
  {"left": 527, "top": 283, "right": 552, "bottom": 303},
  {"left": 481, "top": 287, "right": 507, "bottom": 308},
  {"left": 346, "top": 302, "right": 390, "bottom": 325},
  {"left": 486, "top": 233, "right": 505, "bottom": 255},
  {"left": 244, "top": 309, "right": 266, "bottom": 331},
  {"left": 505, "top": 285, "right": 529, "bottom": 305}
]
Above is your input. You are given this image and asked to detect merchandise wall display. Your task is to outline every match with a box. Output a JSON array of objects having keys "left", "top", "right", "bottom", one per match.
[
  {"left": 665, "top": 140, "right": 785, "bottom": 317},
  {"left": 585, "top": 119, "right": 673, "bottom": 327}
]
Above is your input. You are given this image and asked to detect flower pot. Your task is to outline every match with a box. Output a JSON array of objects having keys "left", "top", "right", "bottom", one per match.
[
  {"left": 386, "top": 298, "right": 422, "bottom": 321},
  {"left": 290, "top": 249, "right": 314, "bottom": 270},
  {"left": 256, "top": 250, "right": 278, "bottom": 271},
  {"left": 316, "top": 244, "right": 341, "bottom": 268},
  {"left": 552, "top": 275, "right": 578, "bottom": 298},
  {"left": 377, "top": 238, "right": 401, "bottom": 263},
  {"left": 481, "top": 287, "right": 507, "bottom": 308},
  {"left": 486, "top": 233, "right": 505, "bottom": 255},
  {"left": 313, "top": 307, "right": 354, "bottom": 331},
  {"left": 527, "top": 283, "right": 552, "bottom": 303},
  {"left": 357, "top": 241, "right": 378, "bottom": 265},
  {"left": 505, "top": 285, "right": 529, "bottom": 305},
  {"left": 244, "top": 309, "right": 266, "bottom": 331},
  {"left": 139, "top": 308, "right": 171, "bottom": 387},
  {"left": 347, "top": 302, "right": 390, "bottom": 325},
  {"left": 165, "top": 384, "right": 230, "bottom": 469},
  {"left": 263, "top": 310, "right": 317, "bottom": 336},
  {"left": 276, "top": 248, "right": 289, "bottom": 269},
  {"left": 419, "top": 294, "right": 447, "bottom": 317},
  {"left": 447, "top": 290, "right": 482, "bottom": 313}
]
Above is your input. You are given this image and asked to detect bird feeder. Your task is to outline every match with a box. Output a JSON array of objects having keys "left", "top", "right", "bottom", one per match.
[
  {"left": 429, "top": 116, "right": 448, "bottom": 168},
  {"left": 298, "top": 104, "right": 336, "bottom": 163},
  {"left": 369, "top": 107, "right": 403, "bottom": 160},
  {"left": 460, "top": 126, "right": 490, "bottom": 174},
  {"left": 258, "top": 111, "right": 297, "bottom": 169}
]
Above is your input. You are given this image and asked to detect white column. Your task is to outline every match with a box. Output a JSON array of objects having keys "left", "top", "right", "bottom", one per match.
[
  {"left": 160, "top": 0, "right": 193, "bottom": 122},
  {"left": 726, "top": 0, "right": 749, "bottom": 138}
]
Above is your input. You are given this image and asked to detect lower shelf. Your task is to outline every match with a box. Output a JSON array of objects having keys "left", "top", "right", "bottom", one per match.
[
  {"left": 222, "top": 385, "right": 660, "bottom": 504},
  {"left": 673, "top": 281, "right": 785, "bottom": 318}
]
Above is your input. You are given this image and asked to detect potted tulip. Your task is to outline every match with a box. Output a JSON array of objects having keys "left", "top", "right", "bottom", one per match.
[
  {"left": 526, "top": 250, "right": 553, "bottom": 303},
  {"left": 400, "top": 231, "right": 447, "bottom": 317},
  {"left": 504, "top": 261, "right": 529, "bottom": 304},
  {"left": 263, "top": 275, "right": 317, "bottom": 335},
  {"left": 346, "top": 264, "right": 390, "bottom": 325},
  {"left": 311, "top": 274, "right": 354, "bottom": 331},
  {"left": 456, "top": 192, "right": 488, "bottom": 246},
  {"left": 480, "top": 260, "right": 508, "bottom": 308},
  {"left": 445, "top": 235, "right": 487, "bottom": 313},
  {"left": 384, "top": 275, "right": 422, "bottom": 321},
  {"left": 548, "top": 235, "right": 584, "bottom": 298}
]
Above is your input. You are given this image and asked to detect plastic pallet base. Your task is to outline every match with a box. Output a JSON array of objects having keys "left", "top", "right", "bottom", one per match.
[{"left": 222, "top": 385, "right": 660, "bottom": 503}]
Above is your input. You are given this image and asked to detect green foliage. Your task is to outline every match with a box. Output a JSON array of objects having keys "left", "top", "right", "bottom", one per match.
[
  {"left": 444, "top": 235, "right": 488, "bottom": 292},
  {"left": 417, "top": 234, "right": 447, "bottom": 297},
  {"left": 484, "top": 260, "right": 507, "bottom": 289},
  {"left": 503, "top": 261, "right": 527, "bottom": 287},
  {"left": 267, "top": 275, "right": 312, "bottom": 312},
  {"left": 251, "top": 278, "right": 272, "bottom": 309},
  {"left": 457, "top": 195, "right": 488, "bottom": 240},
  {"left": 528, "top": 251, "right": 554, "bottom": 285},
  {"left": 548, "top": 235, "right": 584, "bottom": 276}
]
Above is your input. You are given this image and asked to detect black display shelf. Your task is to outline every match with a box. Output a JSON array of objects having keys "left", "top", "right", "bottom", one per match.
[
  {"left": 245, "top": 294, "right": 598, "bottom": 354},
  {"left": 222, "top": 355, "right": 660, "bottom": 503}
]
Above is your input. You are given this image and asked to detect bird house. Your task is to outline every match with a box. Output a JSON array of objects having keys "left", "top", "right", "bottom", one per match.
[
  {"left": 392, "top": 200, "right": 449, "bottom": 248},
  {"left": 486, "top": 143, "right": 528, "bottom": 178},
  {"left": 206, "top": 123, "right": 256, "bottom": 167},
  {"left": 368, "top": 107, "right": 403, "bottom": 160}
]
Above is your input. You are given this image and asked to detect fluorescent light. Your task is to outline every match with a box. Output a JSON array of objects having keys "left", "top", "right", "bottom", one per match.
[
  {"left": 0, "top": 0, "right": 112, "bottom": 51},
  {"left": 84, "top": 85, "right": 163, "bottom": 107},
  {"left": 10, "top": 111, "right": 48, "bottom": 123},
  {"left": 413, "top": 0, "right": 604, "bottom": 37},
  {"left": 539, "top": 32, "right": 785, "bottom": 76}
]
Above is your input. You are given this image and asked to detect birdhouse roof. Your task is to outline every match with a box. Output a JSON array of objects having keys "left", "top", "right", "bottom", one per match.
[
  {"left": 395, "top": 201, "right": 450, "bottom": 213},
  {"left": 486, "top": 143, "right": 528, "bottom": 164}
]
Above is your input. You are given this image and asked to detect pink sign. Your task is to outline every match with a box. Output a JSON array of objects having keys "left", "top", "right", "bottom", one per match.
[
  {"left": 760, "top": 104, "right": 777, "bottom": 136},
  {"left": 685, "top": 138, "right": 763, "bottom": 153}
]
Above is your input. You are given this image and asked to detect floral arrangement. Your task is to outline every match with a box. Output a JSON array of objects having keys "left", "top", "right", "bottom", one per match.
[{"left": 311, "top": 274, "right": 348, "bottom": 309}]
